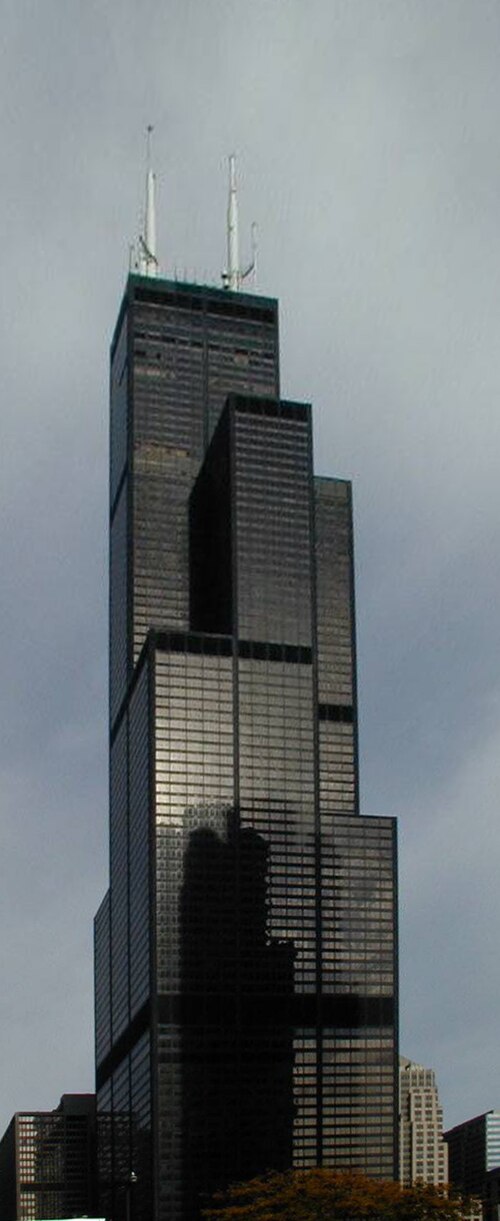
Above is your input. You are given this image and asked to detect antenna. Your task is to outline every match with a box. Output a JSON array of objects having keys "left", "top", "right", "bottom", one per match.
[
  {"left": 222, "top": 155, "right": 258, "bottom": 292},
  {"left": 251, "top": 221, "right": 257, "bottom": 279},
  {"left": 241, "top": 221, "right": 258, "bottom": 290},
  {"left": 137, "top": 125, "right": 159, "bottom": 278},
  {"left": 226, "top": 153, "right": 240, "bottom": 290}
]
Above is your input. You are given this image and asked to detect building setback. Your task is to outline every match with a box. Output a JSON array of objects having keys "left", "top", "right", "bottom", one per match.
[
  {"left": 399, "top": 1056, "right": 448, "bottom": 1185},
  {"left": 94, "top": 269, "right": 398, "bottom": 1221},
  {"left": 0, "top": 1095, "right": 96, "bottom": 1221}
]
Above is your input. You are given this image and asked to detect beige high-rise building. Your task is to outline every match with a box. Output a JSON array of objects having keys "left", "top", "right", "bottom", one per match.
[{"left": 399, "top": 1056, "right": 448, "bottom": 1185}]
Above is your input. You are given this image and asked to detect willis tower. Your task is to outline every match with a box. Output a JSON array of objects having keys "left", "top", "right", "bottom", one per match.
[{"left": 94, "top": 153, "right": 398, "bottom": 1221}]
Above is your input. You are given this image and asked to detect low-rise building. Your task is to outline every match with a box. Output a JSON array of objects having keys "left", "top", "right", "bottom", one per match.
[
  {"left": 444, "top": 1110, "right": 500, "bottom": 1199},
  {"left": 0, "top": 1094, "right": 96, "bottom": 1220}
]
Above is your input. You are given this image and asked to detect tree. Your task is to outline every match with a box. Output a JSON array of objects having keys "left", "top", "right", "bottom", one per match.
[{"left": 203, "top": 1169, "right": 471, "bottom": 1221}]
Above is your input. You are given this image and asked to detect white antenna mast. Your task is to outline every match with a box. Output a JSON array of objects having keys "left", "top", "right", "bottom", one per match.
[
  {"left": 227, "top": 153, "right": 240, "bottom": 290},
  {"left": 222, "top": 154, "right": 257, "bottom": 291},
  {"left": 138, "top": 125, "right": 158, "bottom": 278}
]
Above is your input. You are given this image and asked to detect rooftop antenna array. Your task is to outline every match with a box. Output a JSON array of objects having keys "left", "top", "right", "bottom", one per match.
[
  {"left": 128, "top": 141, "right": 258, "bottom": 289},
  {"left": 222, "top": 154, "right": 257, "bottom": 291},
  {"left": 133, "top": 125, "right": 159, "bottom": 278}
]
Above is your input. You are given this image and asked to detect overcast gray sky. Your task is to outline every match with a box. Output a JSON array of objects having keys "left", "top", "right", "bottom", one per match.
[{"left": 1, "top": 0, "right": 500, "bottom": 1137}]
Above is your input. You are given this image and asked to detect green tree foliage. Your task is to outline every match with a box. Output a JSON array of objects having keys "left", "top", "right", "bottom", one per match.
[{"left": 203, "top": 1169, "right": 470, "bottom": 1221}]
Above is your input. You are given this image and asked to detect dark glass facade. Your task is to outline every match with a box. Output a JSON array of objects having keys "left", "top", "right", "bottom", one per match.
[
  {"left": 95, "top": 274, "right": 398, "bottom": 1221},
  {"left": 445, "top": 1111, "right": 500, "bottom": 1199},
  {"left": 109, "top": 281, "right": 279, "bottom": 722}
]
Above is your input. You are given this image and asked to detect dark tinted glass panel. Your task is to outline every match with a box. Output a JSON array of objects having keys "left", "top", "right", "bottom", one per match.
[
  {"left": 154, "top": 644, "right": 234, "bottom": 996},
  {"left": 319, "top": 721, "right": 356, "bottom": 814},
  {"left": 314, "top": 477, "right": 356, "bottom": 706},
  {"left": 130, "top": 1031, "right": 152, "bottom": 1221},
  {"left": 110, "top": 720, "right": 129, "bottom": 1042},
  {"left": 97, "top": 1080, "right": 113, "bottom": 1218},
  {"left": 131, "top": 295, "right": 206, "bottom": 659},
  {"left": 321, "top": 814, "right": 396, "bottom": 997},
  {"left": 118, "top": 285, "right": 280, "bottom": 670},
  {"left": 322, "top": 1028, "right": 396, "bottom": 1178},
  {"left": 206, "top": 306, "right": 279, "bottom": 442},
  {"left": 110, "top": 482, "right": 128, "bottom": 724},
  {"left": 129, "top": 665, "right": 151, "bottom": 1017},
  {"left": 95, "top": 890, "right": 111, "bottom": 1067},
  {"left": 112, "top": 1057, "right": 131, "bottom": 1218},
  {"left": 234, "top": 406, "right": 313, "bottom": 647},
  {"left": 320, "top": 815, "right": 397, "bottom": 1177},
  {"left": 132, "top": 450, "right": 196, "bottom": 659},
  {"left": 110, "top": 314, "right": 128, "bottom": 505},
  {"left": 238, "top": 654, "right": 319, "bottom": 1162},
  {"left": 315, "top": 477, "right": 358, "bottom": 817}
]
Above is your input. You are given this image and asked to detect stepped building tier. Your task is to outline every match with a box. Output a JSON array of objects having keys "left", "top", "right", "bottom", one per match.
[{"left": 94, "top": 273, "right": 398, "bottom": 1221}]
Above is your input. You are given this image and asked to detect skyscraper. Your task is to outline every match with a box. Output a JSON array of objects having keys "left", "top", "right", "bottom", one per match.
[
  {"left": 399, "top": 1057, "right": 448, "bottom": 1186},
  {"left": 94, "top": 162, "right": 398, "bottom": 1221}
]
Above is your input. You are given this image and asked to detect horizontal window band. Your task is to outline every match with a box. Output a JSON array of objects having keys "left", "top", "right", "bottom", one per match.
[
  {"left": 319, "top": 703, "right": 354, "bottom": 723},
  {"left": 157, "top": 993, "right": 393, "bottom": 1029},
  {"left": 132, "top": 281, "right": 276, "bottom": 323},
  {"left": 154, "top": 630, "right": 232, "bottom": 657},
  {"left": 96, "top": 992, "right": 394, "bottom": 1089},
  {"left": 229, "top": 394, "right": 309, "bottom": 422},
  {"left": 238, "top": 640, "right": 312, "bottom": 664},
  {"left": 153, "top": 632, "right": 312, "bottom": 665}
]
